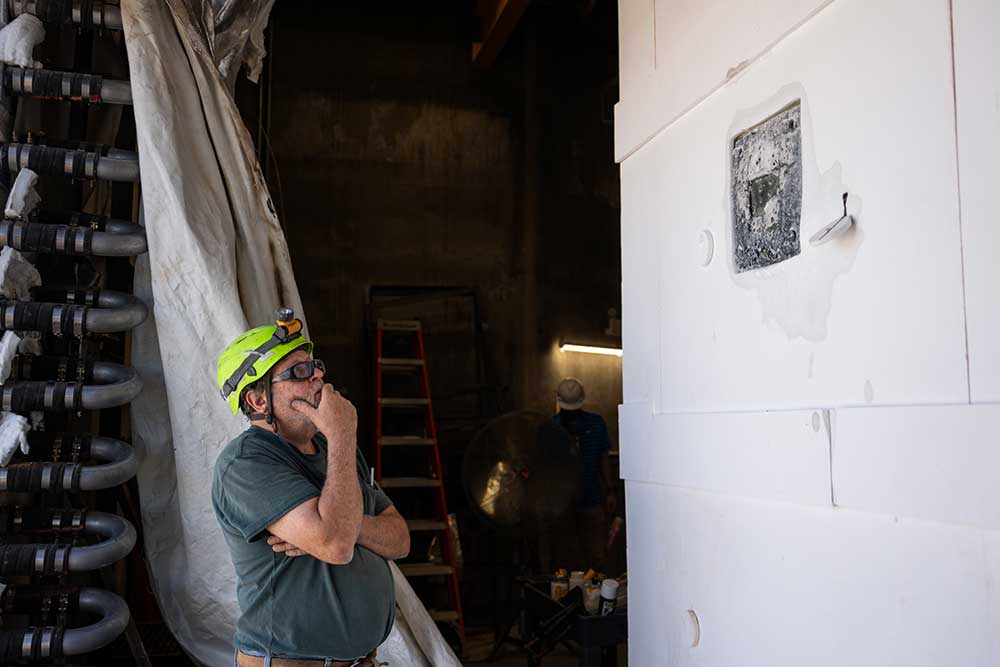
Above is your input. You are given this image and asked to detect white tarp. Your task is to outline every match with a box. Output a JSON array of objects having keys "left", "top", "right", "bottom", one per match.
[{"left": 121, "top": 1, "right": 461, "bottom": 665}]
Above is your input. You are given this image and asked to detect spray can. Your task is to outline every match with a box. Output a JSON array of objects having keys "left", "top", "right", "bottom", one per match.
[{"left": 600, "top": 578, "right": 619, "bottom": 616}]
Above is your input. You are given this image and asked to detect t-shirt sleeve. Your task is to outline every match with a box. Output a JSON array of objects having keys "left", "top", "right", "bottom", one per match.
[
  {"left": 217, "top": 449, "right": 320, "bottom": 543},
  {"left": 372, "top": 483, "right": 394, "bottom": 515}
]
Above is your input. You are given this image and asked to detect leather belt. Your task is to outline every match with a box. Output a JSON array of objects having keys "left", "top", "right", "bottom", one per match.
[{"left": 236, "top": 649, "right": 382, "bottom": 667}]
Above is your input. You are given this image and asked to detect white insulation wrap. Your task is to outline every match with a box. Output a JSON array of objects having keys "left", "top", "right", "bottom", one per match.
[
  {"left": 4, "top": 168, "right": 40, "bottom": 219},
  {"left": 0, "top": 247, "right": 40, "bottom": 299},
  {"left": 121, "top": 1, "right": 460, "bottom": 664},
  {"left": 0, "top": 13, "right": 43, "bottom": 68}
]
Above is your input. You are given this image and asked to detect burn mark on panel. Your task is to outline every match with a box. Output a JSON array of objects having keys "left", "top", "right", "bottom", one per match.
[{"left": 731, "top": 101, "right": 802, "bottom": 272}]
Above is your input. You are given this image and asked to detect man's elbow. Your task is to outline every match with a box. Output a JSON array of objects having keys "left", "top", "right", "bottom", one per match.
[
  {"left": 319, "top": 540, "right": 356, "bottom": 565},
  {"left": 394, "top": 521, "right": 411, "bottom": 560}
]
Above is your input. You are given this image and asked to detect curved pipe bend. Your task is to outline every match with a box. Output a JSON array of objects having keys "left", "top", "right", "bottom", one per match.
[
  {"left": 2, "top": 288, "right": 149, "bottom": 335},
  {"left": 67, "top": 512, "right": 137, "bottom": 571},
  {"left": 3, "top": 587, "right": 130, "bottom": 659},
  {"left": 85, "top": 291, "right": 148, "bottom": 332},
  {"left": 81, "top": 437, "right": 138, "bottom": 489},
  {"left": 0, "top": 437, "right": 138, "bottom": 491},
  {"left": 82, "top": 362, "right": 143, "bottom": 409},
  {"left": 1, "top": 362, "right": 143, "bottom": 412},
  {"left": 62, "top": 588, "right": 131, "bottom": 655}
]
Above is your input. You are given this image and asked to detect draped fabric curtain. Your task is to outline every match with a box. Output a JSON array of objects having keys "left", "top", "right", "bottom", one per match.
[{"left": 122, "top": 2, "right": 459, "bottom": 664}]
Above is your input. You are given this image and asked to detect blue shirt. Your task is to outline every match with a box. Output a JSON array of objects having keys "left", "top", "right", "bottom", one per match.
[{"left": 553, "top": 410, "right": 611, "bottom": 508}]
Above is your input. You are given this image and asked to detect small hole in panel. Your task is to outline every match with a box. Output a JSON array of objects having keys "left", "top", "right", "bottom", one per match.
[{"left": 687, "top": 609, "right": 701, "bottom": 647}]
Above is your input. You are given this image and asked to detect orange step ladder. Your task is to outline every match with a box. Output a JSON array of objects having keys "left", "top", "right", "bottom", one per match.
[{"left": 374, "top": 319, "right": 464, "bottom": 640}]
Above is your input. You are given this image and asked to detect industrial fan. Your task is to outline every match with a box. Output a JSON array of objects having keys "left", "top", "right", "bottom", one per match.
[{"left": 462, "top": 410, "right": 581, "bottom": 531}]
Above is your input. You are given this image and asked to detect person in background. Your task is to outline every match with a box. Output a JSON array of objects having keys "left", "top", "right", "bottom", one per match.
[{"left": 553, "top": 377, "right": 617, "bottom": 571}]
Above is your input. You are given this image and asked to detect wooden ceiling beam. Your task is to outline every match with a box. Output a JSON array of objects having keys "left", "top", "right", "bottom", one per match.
[{"left": 472, "top": 0, "right": 531, "bottom": 68}]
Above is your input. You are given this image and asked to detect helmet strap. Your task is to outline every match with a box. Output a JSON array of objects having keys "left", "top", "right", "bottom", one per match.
[
  {"left": 263, "top": 374, "right": 279, "bottom": 433},
  {"left": 246, "top": 375, "right": 278, "bottom": 433}
]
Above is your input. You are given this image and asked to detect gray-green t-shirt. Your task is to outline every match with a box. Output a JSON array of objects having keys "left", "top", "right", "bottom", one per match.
[{"left": 212, "top": 426, "right": 395, "bottom": 660}]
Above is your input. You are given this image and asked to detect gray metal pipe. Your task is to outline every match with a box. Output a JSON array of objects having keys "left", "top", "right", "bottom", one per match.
[
  {"left": 67, "top": 511, "right": 136, "bottom": 571},
  {"left": 5, "top": 66, "right": 132, "bottom": 105},
  {"left": 91, "top": 225, "right": 147, "bottom": 255},
  {"left": 101, "top": 147, "right": 136, "bottom": 161},
  {"left": 0, "top": 218, "right": 147, "bottom": 256},
  {"left": 61, "top": 588, "right": 130, "bottom": 655},
  {"left": 3, "top": 588, "right": 130, "bottom": 660},
  {"left": 9, "top": 1, "right": 122, "bottom": 30},
  {"left": 0, "top": 436, "right": 138, "bottom": 491},
  {"left": 81, "top": 437, "right": 138, "bottom": 490},
  {"left": 0, "top": 289, "right": 148, "bottom": 336},
  {"left": 85, "top": 290, "right": 148, "bottom": 331},
  {"left": 81, "top": 362, "right": 142, "bottom": 409},
  {"left": 94, "top": 155, "right": 139, "bottom": 181},
  {"left": 0, "top": 143, "right": 139, "bottom": 182},
  {"left": 1, "top": 361, "right": 142, "bottom": 412},
  {"left": 101, "top": 79, "right": 131, "bottom": 105}
]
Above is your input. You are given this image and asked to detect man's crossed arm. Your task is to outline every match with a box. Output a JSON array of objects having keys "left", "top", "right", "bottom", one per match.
[{"left": 269, "top": 505, "right": 410, "bottom": 561}]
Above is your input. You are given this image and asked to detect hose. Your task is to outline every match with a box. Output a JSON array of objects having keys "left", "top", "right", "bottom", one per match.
[
  {"left": 8, "top": 0, "right": 122, "bottom": 30},
  {"left": 0, "top": 587, "right": 129, "bottom": 660},
  {"left": 0, "top": 218, "right": 147, "bottom": 256},
  {"left": 0, "top": 142, "right": 139, "bottom": 182},
  {"left": 0, "top": 289, "right": 148, "bottom": 335},
  {"left": 5, "top": 66, "right": 131, "bottom": 105},
  {"left": 0, "top": 436, "right": 137, "bottom": 491},
  {"left": 1, "top": 361, "right": 142, "bottom": 412},
  {"left": 0, "top": 510, "right": 135, "bottom": 575}
]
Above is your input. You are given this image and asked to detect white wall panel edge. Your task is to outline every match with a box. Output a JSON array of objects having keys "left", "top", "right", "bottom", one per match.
[
  {"left": 834, "top": 402, "right": 1000, "bottom": 531},
  {"left": 625, "top": 481, "right": 1000, "bottom": 666},
  {"left": 952, "top": 0, "right": 1000, "bottom": 402},
  {"left": 614, "top": 0, "right": 837, "bottom": 163},
  {"left": 644, "top": 0, "right": 967, "bottom": 411},
  {"left": 619, "top": 401, "right": 831, "bottom": 507}
]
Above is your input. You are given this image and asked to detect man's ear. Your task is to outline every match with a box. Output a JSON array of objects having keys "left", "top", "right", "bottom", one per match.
[{"left": 245, "top": 387, "right": 268, "bottom": 413}]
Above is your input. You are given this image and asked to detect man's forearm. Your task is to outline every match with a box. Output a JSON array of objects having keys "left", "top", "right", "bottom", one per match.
[
  {"left": 315, "top": 440, "right": 363, "bottom": 556},
  {"left": 357, "top": 512, "right": 410, "bottom": 560}
]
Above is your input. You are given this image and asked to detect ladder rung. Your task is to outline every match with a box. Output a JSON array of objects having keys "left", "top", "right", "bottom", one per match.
[
  {"left": 379, "top": 357, "right": 424, "bottom": 367},
  {"left": 380, "top": 436, "right": 435, "bottom": 446},
  {"left": 379, "top": 398, "right": 430, "bottom": 407},
  {"left": 399, "top": 563, "right": 455, "bottom": 577},
  {"left": 429, "top": 610, "right": 461, "bottom": 622},
  {"left": 407, "top": 519, "right": 447, "bottom": 532},
  {"left": 379, "top": 477, "right": 441, "bottom": 488},
  {"left": 378, "top": 319, "right": 422, "bottom": 331}
]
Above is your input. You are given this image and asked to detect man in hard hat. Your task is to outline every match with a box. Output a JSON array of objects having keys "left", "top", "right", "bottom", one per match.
[
  {"left": 553, "top": 377, "right": 617, "bottom": 570},
  {"left": 212, "top": 309, "right": 409, "bottom": 667}
]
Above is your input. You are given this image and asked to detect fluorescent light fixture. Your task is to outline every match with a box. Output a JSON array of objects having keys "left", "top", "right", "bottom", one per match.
[{"left": 560, "top": 343, "right": 623, "bottom": 357}]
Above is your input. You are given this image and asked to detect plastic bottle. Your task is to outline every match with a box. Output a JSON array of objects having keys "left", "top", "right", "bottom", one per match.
[
  {"left": 600, "top": 578, "right": 619, "bottom": 615},
  {"left": 584, "top": 584, "right": 601, "bottom": 614}
]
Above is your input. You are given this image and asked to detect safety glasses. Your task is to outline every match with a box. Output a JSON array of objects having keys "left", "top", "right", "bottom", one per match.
[{"left": 272, "top": 359, "right": 325, "bottom": 383}]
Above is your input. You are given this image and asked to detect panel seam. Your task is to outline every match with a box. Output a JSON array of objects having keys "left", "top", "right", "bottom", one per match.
[{"left": 947, "top": 0, "right": 973, "bottom": 404}]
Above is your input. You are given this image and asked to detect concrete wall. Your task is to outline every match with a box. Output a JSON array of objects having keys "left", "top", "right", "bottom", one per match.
[
  {"left": 253, "top": 3, "right": 622, "bottom": 440},
  {"left": 617, "top": 0, "right": 1000, "bottom": 663}
]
